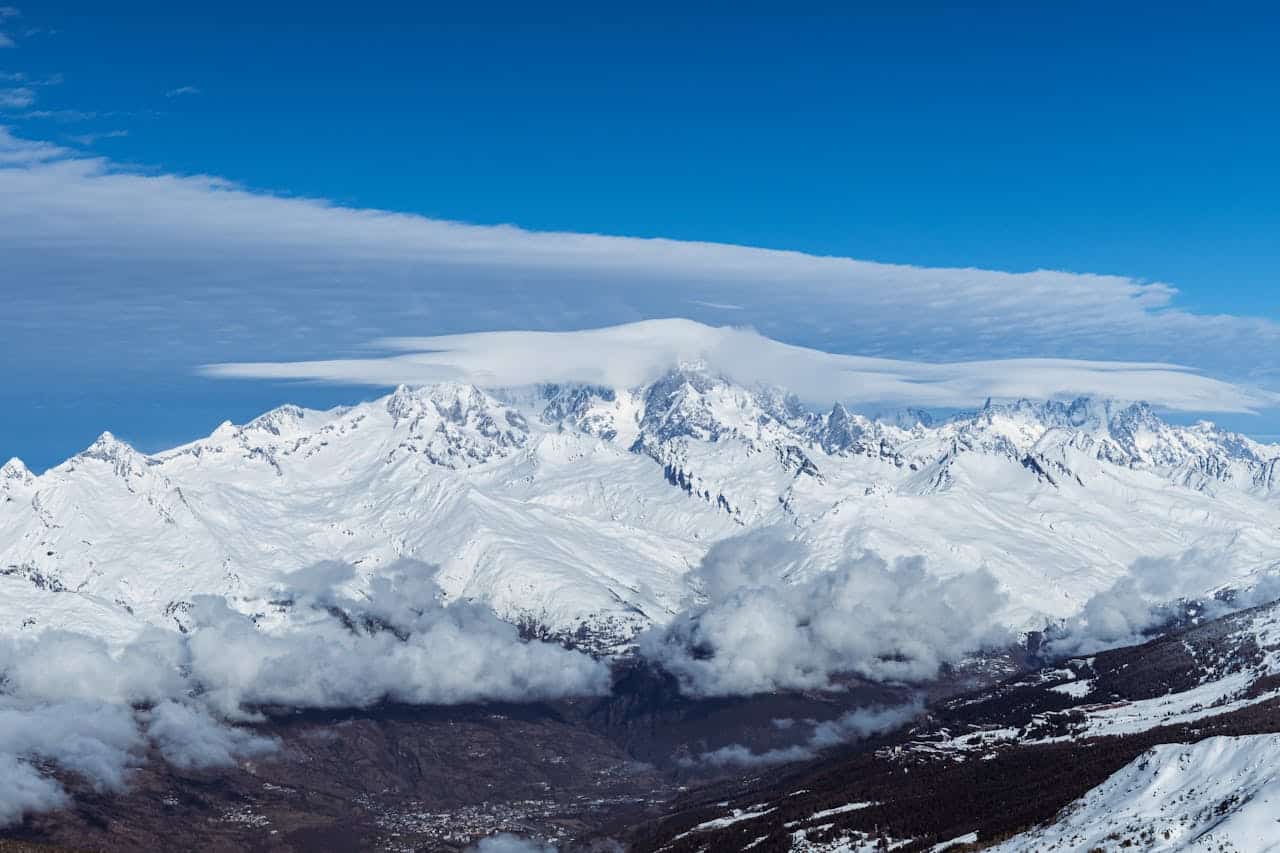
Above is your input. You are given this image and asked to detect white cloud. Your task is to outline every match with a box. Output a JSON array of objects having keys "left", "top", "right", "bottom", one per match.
[
  {"left": 0, "top": 627, "right": 186, "bottom": 705},
  {"left": 69, "top": 128, "right": 128, "bottom": 145},
  {"left": 0, "top": 87, "right": 34, "bottom": 107},
  {"left": 0, "top": 125, "right": 67, "bottom": 162},
  {"left": 165, "top": 85, "right": 200, "bottom": 97},
  {"left": 17, "top": 108, "right": 98, "bottom": 121},
  {"left": 468, "top": 835, "right": 557, "bottom": 853},
  {"left": 0, "top": 699, "right": 143, "bottom": 824},
  {"left": 185, "top": 561, "right": 611, "bottom": 718},
  {"left": 1, "top": 126, "right": 1279, "bottom": 419},
  {"left": 0, "top": 694, "right": 276, "bottom": 826},
  {"left": 204, "top": 319, "right": 1275, "bottom": 413},
  {"left": 0, "top": 559, "right": 609, "bottom": 825},
  {"left": 0, "top": 701, "right": 142, "bottom": 792},
  {"left": 0, "top": 754, "right": 67, "bottom": 826},
  {"left": 693, "top": 701, "right": 922, "bottom": 767},
  {"left": 0, "top": 71, "right": 61, "bottom": 85},
  {"left": 640, "top": 532, "right": 1010, "bottom": 697},
  {"left": 0, "top": 6, "right": 14, "bottom": 48},
  {"left": 1046, "top": 550, "right": 1280, "bottom": 656},
  {"left": 144, "top": 701, "right": 277, "bottom": 770},
  {"left": 687, "top": 299, "right": 744, "bottom": 311}
]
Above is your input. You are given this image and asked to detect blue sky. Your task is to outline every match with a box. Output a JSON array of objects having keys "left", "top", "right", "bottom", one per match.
[{"left": 3, "top": 2, "right": 1280, "bottom": 468}]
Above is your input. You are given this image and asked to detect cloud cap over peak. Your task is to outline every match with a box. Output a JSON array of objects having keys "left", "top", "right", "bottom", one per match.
[{"left": 204, "top": 319, "right": 1274, "bottom": 414}]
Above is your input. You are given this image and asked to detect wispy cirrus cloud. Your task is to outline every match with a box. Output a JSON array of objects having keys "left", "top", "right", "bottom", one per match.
[
  {"left": 0, "top": 5, "right": 17, "bottom": 47},
  {"left": 16, "top": 108, "right": 96, "bottom": 121},
  {"left": 68, "top": 128, "right": 127, "bottom": 146},
  {"left": 0, "top": 87, "right": 34, "bottom": 108},
  {"left": 164, "top": 85, "right": 200, "bottom": 98},
  {"left": 0, "top": 71, "right": 62, "bottom": 85},
  {"left": 0, "top": 124, "right": 65, "bottom": 162}
]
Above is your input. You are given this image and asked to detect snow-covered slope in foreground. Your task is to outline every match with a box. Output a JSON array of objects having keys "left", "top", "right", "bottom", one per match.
[
  {"left": 991, "top": 734, "right": 1280, "bottom": 852},
  {"left": 4, "top": 369, "right": 1280, "bottom": 648}
]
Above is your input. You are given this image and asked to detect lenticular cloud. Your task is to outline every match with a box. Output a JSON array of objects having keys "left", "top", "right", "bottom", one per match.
[
  {"left": 642, "top": 531, "right": 1010, "bottom": 697},
  {"left": 0, "top": 559, "right": 610, "bottom": 826},
  {"left": 204, "top": 319, "right": 1275, "bottom": 415}
]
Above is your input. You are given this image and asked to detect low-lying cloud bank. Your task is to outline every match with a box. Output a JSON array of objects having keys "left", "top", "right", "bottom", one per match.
[
  {"left": 693, "top": 701, "right": 924, "bottom": 768},
  {"left": 190, "top": 561, "right": 611, "bottom": 717},
  {"left": 0, "top": 700, "right": 144, "bottom": 825},
  {"left": 0, "top": 697, "right": 280, "bottom": 826},
  {"left": 0, "top": 560, "right": 609, "bottom": 826},
  {"left": 468, "top": 835, "right": 559, "bottom": 853},
  {"left": 203, "top": 319, "right": 1275, "bottom": 415},
  {"left": 8, "top": 542, "right": 1274, "bottom": 826},
  {"left": 640, "top": 532, "right": 1010, "bottom": 697},
  {"left": 1044, "top": 549, "right": 1280, "bottom": 657}
]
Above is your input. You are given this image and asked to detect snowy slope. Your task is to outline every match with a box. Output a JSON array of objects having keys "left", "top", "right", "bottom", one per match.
[
  {"left": 884, "top": 598, "right": 1280, "bottom": 769},
  {"left": 1066, "top": 600, "right": 1280, "bottom": 742},
  {"left": 4, "top": 369, "right": 1280, "bottom": 649},
  {"left": 990, "top": 735, "right": 1280, "bottom": 852},
  {"left": 631, "top": 599, "right": 1280, "bottom": 853}
]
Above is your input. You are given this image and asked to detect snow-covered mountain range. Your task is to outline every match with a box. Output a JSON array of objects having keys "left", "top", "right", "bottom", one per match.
[{"left": 5, "top": 367, "right": 1280, "bottom": 649}]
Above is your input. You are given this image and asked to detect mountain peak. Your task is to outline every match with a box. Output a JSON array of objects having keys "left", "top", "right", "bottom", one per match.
[
  {"left": 67, "top": 430, "right": 153, "bottom": 479},
  {"left": 386, "top": 382, "right": 501, "bottom": 423},
  {"left": 209, "top": 420, "right": 237, "bottom": 440},
  {"left": 1, "top": 457, "right": 32, "bottom": 484},
  {"left": 812, "top": 402, "right": 877, "bottom": 455},
  {"left": 80, "top": 430, "right": 135, "bottom": 458},
  {"left": 244, "top": 404, "right": 309, "bottom": 437},
  {"left": 636, "top": 366, "right": 800, "bottom": 447},
  {"left": 382, "top": 382, "right": 530, "bottom": 467}
]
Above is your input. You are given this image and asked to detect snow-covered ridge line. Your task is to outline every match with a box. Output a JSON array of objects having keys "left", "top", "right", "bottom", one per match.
[
  {"left": 20, "top": 369, "right": 1280, "bottom": 481},
  {"left": 4, "top": 367, "right": 1280, "bottom": 650}
]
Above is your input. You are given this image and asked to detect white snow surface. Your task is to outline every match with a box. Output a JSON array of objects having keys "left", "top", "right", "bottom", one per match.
[
  {"left": 928, "top": 834, "right": 978, "bottom": 852},
  {"left": 5, "top": 369, "right": 1280, "bottom": 649},
  {"left": 1075, "top": 602, "right": 1280, "bottom": 740},
  {"left": 918, "top": 602, "right": 1280, "bottom": 760},
  {"left": 990, "top": 734, "right": 1280, "bottom": 851}
]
